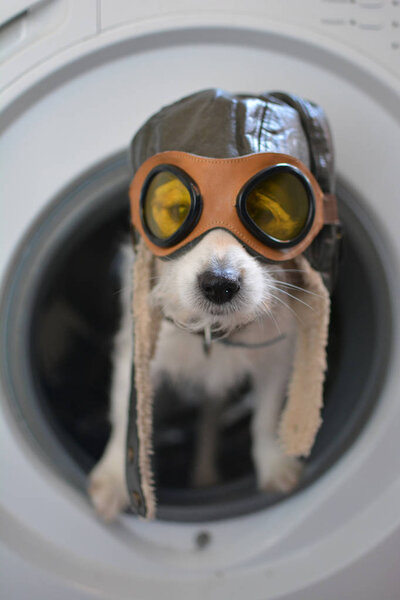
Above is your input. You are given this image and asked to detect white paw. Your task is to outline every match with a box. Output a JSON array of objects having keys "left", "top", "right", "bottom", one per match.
[
  {"left": 88, "top": 461, "right": 129, "bottom": 523},
  {"left": 255, "top": 443, "right": 303, "bottom": 494}
]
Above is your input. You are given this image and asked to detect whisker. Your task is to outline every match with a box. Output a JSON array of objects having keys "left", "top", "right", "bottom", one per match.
[
  {"left": 271, "top": 286, "right": 315, "bottom": 312},
  {"left": 264, "top": 267, "right": 308, "bottom": 274},
  {"left": 112, "top": 286, "right": 130, "bottom": 296},
  {"left": 264, "top": 304, "right": 282, "bottom": 334},
  {"left": 264, "top": 294, "right": 304, "bottom": 325},
  {"left": 272, "top": 279, "right": 325, "bottom": 298}
]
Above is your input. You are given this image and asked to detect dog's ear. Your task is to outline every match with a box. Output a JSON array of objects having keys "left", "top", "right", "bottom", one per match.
[{"left": 278, "top": 255, "right": 330, "bottom": 457}]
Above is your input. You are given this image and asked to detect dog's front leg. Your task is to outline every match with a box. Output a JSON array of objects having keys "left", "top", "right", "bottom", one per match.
[
  {"left": 251, "top": 355, "right": 303, "bottom": 494},
  {"left": 88, "top": 317, "right": 132, "bottom": 521},
  {"left": 88, "top": 246, "right": 133, "bottom": 522},
  {"left": 192, "top": 396, "right": 224, "bottom": 487}
]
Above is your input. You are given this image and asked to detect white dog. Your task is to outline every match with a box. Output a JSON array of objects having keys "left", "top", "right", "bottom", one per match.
[{"left": 89, "top": 229, "right": 304, "bottom": 522}]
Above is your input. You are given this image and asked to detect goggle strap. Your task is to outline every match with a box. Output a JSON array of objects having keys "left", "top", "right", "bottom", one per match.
[{"left": 323, "top": 193, "right": 339, "bottom": 224}]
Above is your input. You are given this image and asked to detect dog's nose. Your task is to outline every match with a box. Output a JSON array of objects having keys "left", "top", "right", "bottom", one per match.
[{"left": 198, "top": 268, "right": 241, "bottom": 304}]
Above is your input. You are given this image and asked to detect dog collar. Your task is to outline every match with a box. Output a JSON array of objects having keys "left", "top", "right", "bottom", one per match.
[{"left": 164, "top": 317, "right": 287, "bottom": 355}]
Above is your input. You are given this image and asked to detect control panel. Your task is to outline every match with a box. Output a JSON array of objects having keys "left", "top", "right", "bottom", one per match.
[{"left": 0, "top": 0, "right": 399, "bottom": 93}]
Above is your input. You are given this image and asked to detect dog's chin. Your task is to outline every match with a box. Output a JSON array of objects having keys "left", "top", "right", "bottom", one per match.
[
  {"left": 203, "top": 305, "right": 230, "bottom": 316},
  {"left": 198, "top": 298, "right": 240, "bottom": 316},
  {"left": 164, "top": 296, "right": 261, "bottom": 335}
]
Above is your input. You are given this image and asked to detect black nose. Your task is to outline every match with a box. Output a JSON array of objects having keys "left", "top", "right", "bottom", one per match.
[{"left": 198, "top": 268, "right": 241, "bottom": 304}]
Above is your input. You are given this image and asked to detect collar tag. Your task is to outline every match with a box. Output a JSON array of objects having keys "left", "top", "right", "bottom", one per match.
[{"left": 203, "top": 325, "right": 212, "bottom": 355}]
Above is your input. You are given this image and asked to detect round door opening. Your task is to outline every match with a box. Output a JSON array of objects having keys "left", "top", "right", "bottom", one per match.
[{"left": 0, "top": 153, "right": 392, "bottom": 522}]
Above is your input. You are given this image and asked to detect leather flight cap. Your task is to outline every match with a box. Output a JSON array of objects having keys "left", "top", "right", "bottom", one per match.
[{"left": 130, "top": 150, "right": 339, "bottom": 262}]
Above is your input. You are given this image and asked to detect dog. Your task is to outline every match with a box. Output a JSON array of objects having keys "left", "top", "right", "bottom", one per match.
[
  {"left": 87, "top": 89, "right": 338, "bottom": 521},
  {"left": 88, "top": 229, "right": 304, "bottom": 522}
]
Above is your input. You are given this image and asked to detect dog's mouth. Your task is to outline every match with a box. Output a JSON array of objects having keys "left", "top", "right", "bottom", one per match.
[
  {"left": 177, "top": 293, "right": 261, "bottom": 337},
  {"left": 163, "top": 293, "right": 255, "bottom": 337},
  {"left": 201, "top": 301, "right": 238, "bottom": 316},
  {"left": 195, "top": 290, "right": 251, "bottom": 316}
]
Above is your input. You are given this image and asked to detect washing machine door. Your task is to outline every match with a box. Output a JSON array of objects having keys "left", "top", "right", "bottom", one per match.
[{"left": 1, "top": 2, "right": 400, "bottom": 599}]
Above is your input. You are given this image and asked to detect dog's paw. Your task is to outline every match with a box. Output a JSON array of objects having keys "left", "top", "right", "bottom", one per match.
[
  {"left": 88, "top": 462, "right": 129, "bottom": 523},
  {"left": 256, "top": 444, "right": 303, "bottom": 494}
]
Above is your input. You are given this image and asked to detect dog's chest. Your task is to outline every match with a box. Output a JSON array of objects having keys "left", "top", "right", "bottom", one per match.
[{"left": 151, "top": 321, "right": 253, "bottom": 397}]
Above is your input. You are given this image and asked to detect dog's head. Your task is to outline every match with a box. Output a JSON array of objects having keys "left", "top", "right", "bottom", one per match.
[{"left": 151, "top": 229, "right": 288, "bottom": 335}]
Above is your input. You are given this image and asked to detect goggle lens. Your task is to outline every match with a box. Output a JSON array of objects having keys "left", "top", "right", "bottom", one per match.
[
  {"left": 143, "top": 171, "right": 192, "bottom": 240},
  {"left": 244, "top": 171, "right": 310, "bottom": 242}
]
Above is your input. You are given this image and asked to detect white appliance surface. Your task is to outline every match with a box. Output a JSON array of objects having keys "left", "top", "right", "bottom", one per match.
[{"left": 1, "top": 2, "right": 399, "bottom": 599}]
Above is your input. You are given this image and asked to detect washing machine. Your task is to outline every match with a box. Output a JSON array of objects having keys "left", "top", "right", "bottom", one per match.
[{"left": 1, "top": 1, "right": 400, "bottom": 598}]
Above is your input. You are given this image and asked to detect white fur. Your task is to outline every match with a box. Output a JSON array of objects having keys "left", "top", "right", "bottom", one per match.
[{"left": 89, "top": 230, "right": 302, "bottom": 521}]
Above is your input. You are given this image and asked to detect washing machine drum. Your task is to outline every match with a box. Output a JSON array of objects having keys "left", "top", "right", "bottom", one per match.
[{"left": 126, "top": 88, "right": 342, "bottom": 518}]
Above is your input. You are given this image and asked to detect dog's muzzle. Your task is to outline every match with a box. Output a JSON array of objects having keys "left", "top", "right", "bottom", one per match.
[{"left": 130, "top": 150, "right": 339, "bottom": 262}]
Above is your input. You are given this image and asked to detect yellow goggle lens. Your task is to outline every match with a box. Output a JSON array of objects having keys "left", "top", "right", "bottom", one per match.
[
  {"left": 144, "top": 171, "right": 192, "bottom": 240},
  {"left": 245, "top": 171, "right": 310, "bottom": 242}
]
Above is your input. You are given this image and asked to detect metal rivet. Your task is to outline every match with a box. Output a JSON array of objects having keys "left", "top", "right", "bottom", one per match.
[
  {"left": 132, "top": 491, "right": 142, "bottom": 507},
  {"left": 127, "top": 446, "right": 135, "bottom": 462}
]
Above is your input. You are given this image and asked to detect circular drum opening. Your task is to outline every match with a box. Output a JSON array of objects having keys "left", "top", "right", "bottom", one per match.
[{"left": 0, "top": 152, "right": 392, "bottom": 522}]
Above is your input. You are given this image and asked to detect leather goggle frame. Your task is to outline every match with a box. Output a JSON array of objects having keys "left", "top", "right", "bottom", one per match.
[{"left": 130, "top": 151, "right": 338, "bottom": 262}]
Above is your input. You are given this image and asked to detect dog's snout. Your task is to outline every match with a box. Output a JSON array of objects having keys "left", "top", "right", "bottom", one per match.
[{"left": 198, "top": 268, "right": 241, "bottom": 304}]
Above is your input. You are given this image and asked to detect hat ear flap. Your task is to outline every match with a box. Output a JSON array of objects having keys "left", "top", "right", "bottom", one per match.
[
  {"left": 130, "top": 238, "right": 162, "bottom": 519},
  {"left": 279, "top": 255, "right": 331, "bottom": 457}
]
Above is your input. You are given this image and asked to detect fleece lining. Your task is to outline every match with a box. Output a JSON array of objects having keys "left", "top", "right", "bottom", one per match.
[{"left": 279, "top": 254, "right": 330, "bottom": 456}]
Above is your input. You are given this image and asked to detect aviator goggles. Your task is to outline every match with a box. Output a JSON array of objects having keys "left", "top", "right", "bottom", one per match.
[{"left": 130, "top": 151, "right": 338, "bottom": 262}]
